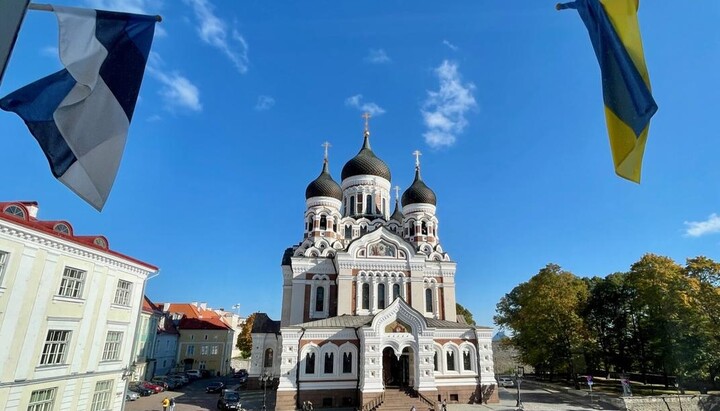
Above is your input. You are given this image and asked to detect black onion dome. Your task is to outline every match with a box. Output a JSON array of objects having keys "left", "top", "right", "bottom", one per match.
[
  {"left": 305, "top": 161, "right": 342, "bottom": 200},
  {"left": 402, "top": 168, "right": 437, "bottom": 206},
  {"left": 390, "top": 199, "right": 404, "bottom": 222},
  {"left": 341, "top": 133, "right": 391, "bottom": 181}
]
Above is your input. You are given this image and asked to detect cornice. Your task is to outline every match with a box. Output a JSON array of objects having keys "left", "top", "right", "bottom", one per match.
[{"left": 0, "top": 222, "right": 155, "bottom": 277}]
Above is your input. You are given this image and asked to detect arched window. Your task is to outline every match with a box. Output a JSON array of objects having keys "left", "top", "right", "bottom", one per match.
[
  {"left": 360, "top": 226, "right": 367, "bottom": 235},
  {"left": 305, "top": 352, "right": 315, "bottom": 374},
  {"left": 377, "top": 283, "right": 386, "bottom": 309},
  {"left": 320, "top": 215, "right": 327, "bottom": 230},
  {"left": 366, "top": 194, "right": 372, "bottom": 213},
  {"left": 409, "top": 224, "right": 415, "bottom": 236},
  {"left": 264, "top": 348, "right": 274, "bottom": 368},
  {"left": 3, "top": 205, "right": 25, "bottom": 218},
  {"left": 357, "top": 195, "right": 363, "bottom": 214},
  {"left": 324, "top": 352, "right": 334, "bottom": 373},
  {"left": 315, "top": 286, "right": 325, "bottom": 312},
  {"left": 392, "top": 283, "right": 400, "bottom": 301},
  {"left": 307, "top": 217, "right": 313, "bottom": 232},
  {"left": 433, "top": 351, "right": 439, "bottom": 371},
  {"left": 345, "top": 225, "right": 352, "bottom": 239},
  {"left": 350, "top": 197, "right": 355, "bottom": 215},
  {"left": 361, "top": 283, "right": 370, "bottom": 310},
  {"left": 446, "top": 350, "right": 455, "bottom": 371},
  {"left": 343, "top": 352, "right": 352, "bottom": 373},
  {"left": 421, "top": 221, "right": 428, "bottom": 235},
  {"left": 425, "top": 288, "right": 433, "bottom": 312},
  {"left": 463, "top": 350, "right": 472, "bottom": 370}
]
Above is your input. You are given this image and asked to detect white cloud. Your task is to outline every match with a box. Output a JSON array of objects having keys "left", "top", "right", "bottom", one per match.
[
  {"left": 365, "top": 48, "right": 390, "bottom": 64},
  {"left": 684, "top": 213, "right": 720, "bottom": 237},
  {"left": 147, "top": 52, "right": 202, "bottom": 112},
  {"left": 40, "top": 46, "right": 58, "bottom": 58},
  {"left": 345, "top": 94, "right": 386, "bottom": 116},
  {"left": 421, "top": 60, "right": 476, "bottom": 148},
  {"left": 255, "top": 95, "right": 275, "bottom": 111},
  {"left": 443, "top": 40, "right": 458, "bottom": 51},
  {"left": 183, "top": 0, "right": 249, "bottom": 74}
]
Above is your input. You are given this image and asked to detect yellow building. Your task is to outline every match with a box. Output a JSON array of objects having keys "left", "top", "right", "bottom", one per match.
[{"left": 0, "top": 201, "right": 158, "bottom": 411}]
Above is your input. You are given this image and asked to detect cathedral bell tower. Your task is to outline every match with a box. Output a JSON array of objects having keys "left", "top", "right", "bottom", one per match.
[
  {"left": 304, "top": 142, "right": 342, "bottom": 240},
  {"left": 401, "top": 151, "right": 439, "bottom": 249}
]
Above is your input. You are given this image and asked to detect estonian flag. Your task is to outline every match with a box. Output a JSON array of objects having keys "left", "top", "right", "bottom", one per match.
[
  {"left": 558, "top": 0, "right": 658, "bottom": 183},
  {"left": 0, "top": 5, "right": 157, "bottom": 210}
]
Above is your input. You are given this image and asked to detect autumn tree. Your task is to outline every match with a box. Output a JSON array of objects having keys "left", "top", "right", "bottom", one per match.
[
  {"left": 495, "top": 263, "right": 589, "bottom": 378},
  {"left": 236, "top": 312, "right": 257, "bottom": 359}
]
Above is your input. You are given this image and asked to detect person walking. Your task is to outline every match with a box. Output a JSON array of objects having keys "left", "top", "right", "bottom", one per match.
[
  {"left": 441, "top": 399, "right": 447, "bottom": 411},
  {"left": 161, "top": 396, "right": 170, "bottom": 411},
  {"left": 410, "top": 406, "right": 416, "bottom": 411},
  {"left": 169, "top": 397, "right": 176, "bottom": 411}
]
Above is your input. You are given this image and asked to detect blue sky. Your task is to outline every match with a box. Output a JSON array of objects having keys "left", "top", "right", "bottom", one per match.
[{"left": 2, "top": 0, "right": 719, "bottom": 329}]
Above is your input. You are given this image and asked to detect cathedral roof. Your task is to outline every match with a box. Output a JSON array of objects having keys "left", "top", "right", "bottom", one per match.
[
  {"left": 289, "top": 314, "right": 483, "bottom": 330},
  {"left": 341, "top": 132, "right": 391, "bottom": 181},
  {"left": 389, "top": 199, "right": 404, "bottom": 222},
  {"left": 401, "top": 168, "right": 436, "bottom": 206},
  {"left": 251, "top": 313, "right": 281, "bottom": 334},
  {"left": 305, "top": 160, "right": 342, "bottom": 200}
]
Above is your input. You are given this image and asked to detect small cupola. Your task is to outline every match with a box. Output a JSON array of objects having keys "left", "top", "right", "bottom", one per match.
[
  {"left": 305, "top": 145, "right": 342, "bottom": 201},
  {"left": 401, "top": 151, "right": 436, "bottom": 207}
]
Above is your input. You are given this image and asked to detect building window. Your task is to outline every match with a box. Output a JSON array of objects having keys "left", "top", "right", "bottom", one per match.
[
  {"left": 392, "top": 283, "right": 400, "bottom": 301},
  {"left": 264, "top": 348, "right": 274, "bottom": 368},
  {"left": 463, "top": 350, "right": 472, "bottom": 371},
  {"left": 102, "top": 331, "right": 123, "bottom": 361},
  {"left": 53, "top": 223, "right": 70, "bottom": 235},
  {"left": 361, "top": 283, "right": 369, "bottom": 310},
  {"left": 199, "top": 360, "right": 206, "bottom": 370},
  {"left": 201, "top": 345, "right": 209, "bottom": 356},
  {"left": 3, "top": 205, "right": 25, "bottom": 218},
  {"left": 58, "top": 267, "right": 85, "bottom": 298},
  {"left": 366, "top": 194, "right": 372, "bottom": 213},
  {"left": 320, "top": 215, "right": 327, "bottom": 230},
  {"left": 27, "top": 388, "right": 56, "bottom": 411},
  {"left": 211, "top": 346, "right": 219, "bottom": 355},
  {"left": 357, "top": 195, "right": 363, "bottom": 213},
  {"left": 324, "top": 352, "right": 334, "bottom": 374},
  {"left": 344, "top": 225, "right": 352, "bottom": 239},
  {"left": 187, "top": 345, "right": 195, "bottom": 355},
  {"left": 377, "top": 283, "right": 386, "bottom": 309},
  {"left": 446, "top": 351, "right": 455, "bottom": 371},
  {"left": 315, "top": 286, "right": 324, "bottom": 312},
  {"left": 425, "top": 288, "right": 433, "bottom": 312},
  {"left": 90, "top": 380, "right": 113, "bottom": 411},
  {"left": 305, "top": 352, "right": 315, "bottom": 374},
  {"left": 40, "top": 330, "right": 71, "bottom": 365},
  {"left": 342, "top": 352, "right": 352, "bottom": 374},
  {"left": 409, "top": 224, "right": 416, "bottom": 236},
  {"left": 0, "top": 251, "right": 8, "bottom": 285},
  {"left": 113, "top": 280, "right": 132, "bottom": 306},
  {"left": 421, "top": 221, "right": 428, "bottom": 235},
  {"left": 350, "top": 197, "right": 355, "bottom": 215},
  {"left": 434, "top": 351, "right": 439, "bottom": 371}
]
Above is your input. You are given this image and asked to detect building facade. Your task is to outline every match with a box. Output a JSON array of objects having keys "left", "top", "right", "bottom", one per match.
[
  {"left": 131, "top": 296, "right": 162, "bottom": 381},
  {"left": 0, "top": 201, "right": 158, "bottom": 411},
  {"left": 153, "top": 310, "right": 180, "bottom": 377},
  {"left": 250, "top": 126, "right": 497, "bottom": 410}
]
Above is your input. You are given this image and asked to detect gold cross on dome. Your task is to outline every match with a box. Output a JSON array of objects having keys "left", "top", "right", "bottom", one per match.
[
  {"left": 322, "top": 141, "right": 331, "bottom": 160},
  {"left": 412, "top": 150, "right": 422, "bottom": 168},
  {"left": 394, "top": 185, "right": 400, "bottom": 201},
  {"left": 362, "top": 112, "right": 371, "bottom": 133}
]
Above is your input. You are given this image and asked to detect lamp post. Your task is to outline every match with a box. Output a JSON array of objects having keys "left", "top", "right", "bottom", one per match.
[{"left": 515, "top": 366, "right": 524, "bottom": 409}]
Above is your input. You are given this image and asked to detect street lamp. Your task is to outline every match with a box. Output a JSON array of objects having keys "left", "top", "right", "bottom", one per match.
[
  {"left": 515, "top": 366, "right": 524, "bottom": 409},
  {"left": 260, "top": 371, "right": 271, "bottom": 410}
]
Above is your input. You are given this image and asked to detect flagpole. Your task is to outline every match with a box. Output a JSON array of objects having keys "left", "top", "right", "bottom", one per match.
[{"left": 27, "top": 3, "right": 162, "bottom": 22}]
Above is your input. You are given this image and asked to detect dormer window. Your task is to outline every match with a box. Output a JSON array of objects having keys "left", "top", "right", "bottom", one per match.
[
  {"left": 93, "top": 237, "right": 108, "bottom": 249},
  {"left": 3, "top": 205, "right": 25, "bottom": 218},
  {"left": 54, "top": 223, "right": 70, "bottom": 235}
]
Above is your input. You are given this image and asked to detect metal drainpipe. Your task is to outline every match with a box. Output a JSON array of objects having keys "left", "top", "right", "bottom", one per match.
[
  {"left": 295, "top": 328, "right": 306, "bottom": 410},
  {"left": 354, "top": 326, "right": 361, "bottom": 408}
]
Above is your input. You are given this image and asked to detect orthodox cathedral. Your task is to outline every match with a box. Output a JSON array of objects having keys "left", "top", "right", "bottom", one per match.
[{"left": 249, "top": 119, "right": 497, "bottom": 410}]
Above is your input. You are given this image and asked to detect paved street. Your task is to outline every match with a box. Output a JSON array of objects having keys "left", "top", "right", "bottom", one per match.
[{"left": 124, "top": 377, "right": 276, "bottom": 411}]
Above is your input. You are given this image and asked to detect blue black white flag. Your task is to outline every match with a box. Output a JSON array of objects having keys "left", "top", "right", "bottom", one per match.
[{"left": 0, "top": 5, "right": 157, "bottom": 210}]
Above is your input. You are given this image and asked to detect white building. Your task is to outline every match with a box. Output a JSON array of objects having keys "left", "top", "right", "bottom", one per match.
[
  {"left": 0, "top": 201, "right": 158, "bottom": 411},
  {"left": 250, "top": 125, "right": 497, "bottom": 410}
]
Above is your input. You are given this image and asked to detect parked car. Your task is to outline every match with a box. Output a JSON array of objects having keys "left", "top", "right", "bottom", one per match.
[
  {"left": 141, "top": 381, "right": 164, "bottom": 393},
  {"left": 166, "top": 378, "right": 183, "bottom": 390},
  {"left": 185, "top": 369, "right": 202, "bottom": 380},
  {"left": 217, "top": 390, "right": 244, "bottom": 411},
  {"left": 206, "top": 381, "right": 225, "bottom": 393},
  {"left": 128, "top": 383, "right": 153, "bottom": 396},
  {"left": 150, "top": 377, "right": 169, "bottom": 390},
  {"left": 125, "top": 391, "right": 140, "bottom": 401},
  {"left": 498, "top": 377, "right": 514, "bottom": 387},
  {"left": 169, "top": 374, "right": 189, "bottom": 384},
  {"left": 232, "top": 369, "right": 248, "bottom": 385}
]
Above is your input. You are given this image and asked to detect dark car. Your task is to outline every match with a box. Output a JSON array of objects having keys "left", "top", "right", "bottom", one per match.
[
  {"left": 128, "top": 384, "right": 153, "bottom": 397},
  {"left": 217, "top": 390, "right": 243, "bottom": 410},
  {"left": 232, "top": 369, "right": 248, "bottom": 385},
  {"left": 206, "top": 381, "right": 225, "bottom": 393}
]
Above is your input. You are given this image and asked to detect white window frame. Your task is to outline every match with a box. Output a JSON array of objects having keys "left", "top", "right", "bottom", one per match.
[
  {"left": 90, "top": 380, "right": 113, "bottom": 411},
  {"left": 27, "top": 387, "right": 56, "bottom": 411},
  {"left": 40, "top": 330, "right": 71, "bottom": 366},
  {"left": 211, "top": 345, "right": 219, "bottom": 355},
  {"left": 0, "top": 250, "right": 8, "bottom": 286},
  {"left": 201, "top": 345, "right": 209, "bottom": 356},
  {"left": 58, "top": 267, "right": 85, "bottom": 299},
  {"left": 102, "top": 331, "right": 123, "bottom": 361},
  {"left": 113, "top": 279, "right": 132, "bottom": 306},
  {"left": 310, "top": 275, "right": 331, "bottom": 319},
  {"left": 199, "top": 360, "right": 206, "bottom": 370},
  {"left": 339, "top": 342, "right": 358, "bottom": 377}
]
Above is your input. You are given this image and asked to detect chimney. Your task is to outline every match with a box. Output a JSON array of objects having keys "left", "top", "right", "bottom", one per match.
[{"left": 200, "top": 302, "right": 207, "bottom": 310}]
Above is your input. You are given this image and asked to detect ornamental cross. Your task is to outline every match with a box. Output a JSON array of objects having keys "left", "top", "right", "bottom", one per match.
[
  {"left": 394, "top": 185, "right": 400, "bottom": 200},
  {"left": 362, "top": 112, "right": 371, "bottom": 133},
  {"left": 322, "top": 141, "right": 331, "bottom": 160},
  {"left": 412, "top": 150, "right": 422, "bottom": 168}
]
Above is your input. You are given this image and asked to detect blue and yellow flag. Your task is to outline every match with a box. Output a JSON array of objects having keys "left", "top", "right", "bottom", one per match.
[{"left": 558, "top": 0, "right": 657, "bottom": 183}]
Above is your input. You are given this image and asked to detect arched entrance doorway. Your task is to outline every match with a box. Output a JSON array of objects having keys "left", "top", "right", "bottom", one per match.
[{"left": 382, "top": 347, "right": 414, "bottom": 388}]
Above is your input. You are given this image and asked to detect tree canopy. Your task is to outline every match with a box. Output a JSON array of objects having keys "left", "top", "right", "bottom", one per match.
[
  {"left": 456, "top": 303, "right": 476, "bottom": 325},
  {"left": 236, "top": 312, "right": 257, "bottom": 359}
]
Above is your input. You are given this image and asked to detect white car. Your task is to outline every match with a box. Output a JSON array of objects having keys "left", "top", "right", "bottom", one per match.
[
  {"left": 125, "top": 391, "right": 140, "bottom": 401},
  {"left": 498, "top": 377, "right": 515, "bottom": 387},
  {"left": 185, "top": 369, "right": 202, "bottom": 379}
]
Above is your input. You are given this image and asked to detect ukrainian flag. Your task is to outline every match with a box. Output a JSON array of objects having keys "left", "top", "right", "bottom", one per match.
[{"left": 558, "top": 0, "right": 658, "bottom": 183}]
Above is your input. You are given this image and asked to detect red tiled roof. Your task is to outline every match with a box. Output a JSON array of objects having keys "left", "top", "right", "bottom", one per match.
[
  {"left": 0, "top": 201, "right": 157, "bottom": 271},
  {"left": 162, "top": 303, "right": 232, "bottom": 331}
]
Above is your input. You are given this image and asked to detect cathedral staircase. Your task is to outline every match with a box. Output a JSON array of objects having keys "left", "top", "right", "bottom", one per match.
[{"left": 374, "top": 388, "right": 435, "bottom": 411}]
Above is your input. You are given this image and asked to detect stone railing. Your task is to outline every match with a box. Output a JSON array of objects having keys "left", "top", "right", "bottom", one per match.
[
  {"left": 362, "top": 392, "right": 385, "bottom": 411},
  {"left": 621, "top": 394, "right": 720, "bottom": 411}
]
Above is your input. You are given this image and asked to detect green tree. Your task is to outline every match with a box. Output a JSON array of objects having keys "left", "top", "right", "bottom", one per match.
[
  {"left": 236, "top": 312, "right": 257, "bottom": 359},
  {"left": 456, "top": 303, "right": 476, "bottom": 325},
  {"left": 495, "top": 263, "right": 589, "bottom": 378}
]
